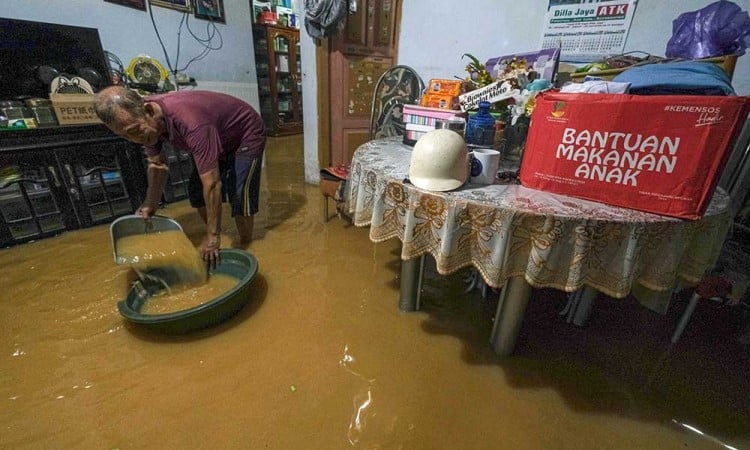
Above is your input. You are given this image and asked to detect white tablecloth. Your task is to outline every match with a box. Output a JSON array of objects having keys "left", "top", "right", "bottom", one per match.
[{"left": 347, "top": 137, "right": 732, "bottom": 314}]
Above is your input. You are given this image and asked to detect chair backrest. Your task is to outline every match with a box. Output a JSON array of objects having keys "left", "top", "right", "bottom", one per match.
[{"left": 369, "top": 65, "right": 425, "bottom": 140}]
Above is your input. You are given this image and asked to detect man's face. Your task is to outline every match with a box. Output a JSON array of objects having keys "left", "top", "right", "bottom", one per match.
[{"left": 107, "top": 107, "right": 162, "bottom": 146}]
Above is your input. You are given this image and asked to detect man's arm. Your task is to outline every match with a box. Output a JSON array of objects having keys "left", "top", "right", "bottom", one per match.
[
  {"left": 139, "top": 153, "right": 169, "bottom": 218},
  {"left": 199, "top": 167, "right": 223, "bottom": 265}
]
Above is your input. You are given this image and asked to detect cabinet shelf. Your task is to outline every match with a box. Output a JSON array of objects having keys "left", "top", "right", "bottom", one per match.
[
  {"left": 0, "top": 125, "right": 148, "bottom": 247},
  {"left": 253, "top": 23, "right": 303, "bottom": 136},
  {"left": 0, "top": 188, "right": 51, "bottom": 203}
]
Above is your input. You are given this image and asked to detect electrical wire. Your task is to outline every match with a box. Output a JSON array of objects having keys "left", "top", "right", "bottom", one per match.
[
  {"left": 148, "top": 3, "right": 176, "bottom": 75},
  {"left": 146, "top": 2, "right": 224, "bottom": 89},
  {"left": 181, "top": 15, "right": 223, "bottom": 71}
]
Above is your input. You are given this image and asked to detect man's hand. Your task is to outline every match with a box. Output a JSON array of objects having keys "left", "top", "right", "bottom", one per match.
[
  {"left": 137, "top": 202, "right": 159, "bottom": 221},
  {"left": 201, "top": 233, "right": 221, "bottom": 269}
]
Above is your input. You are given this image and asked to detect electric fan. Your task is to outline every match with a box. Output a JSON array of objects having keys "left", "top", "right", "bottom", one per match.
[{"left": 126, "top": 55, "right": 168, "bottom": 91}]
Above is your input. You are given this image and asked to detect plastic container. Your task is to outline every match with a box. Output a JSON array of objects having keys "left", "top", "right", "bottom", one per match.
[
  {"left": 434, "top": 117, "right": 466, "bottom": 137},
  {"left": 117, "top": 249, "right": 259, "bottom": 334},
  {"left": 465, "top": 101, "right": 496, "bottom": 146},
  {"left": 110, "top": 214, "right": 184, "bottom": 264}
]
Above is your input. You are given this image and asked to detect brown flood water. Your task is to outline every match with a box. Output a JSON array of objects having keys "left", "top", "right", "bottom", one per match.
[{"left": 1, "top": 135, "right": 749, "bottom": 449}]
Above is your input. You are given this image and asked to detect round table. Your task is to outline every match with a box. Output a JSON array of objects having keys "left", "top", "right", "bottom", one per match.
[{"left": 346, "top": 137, "right": 733, "bottom": 355}]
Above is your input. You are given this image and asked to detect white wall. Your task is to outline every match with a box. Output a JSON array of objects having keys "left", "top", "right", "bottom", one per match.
[
  {"left": 398, "top": 0, "right": 750, "bottom": 95},
  {"left": 303, "top": 0, "right": 750, "bottom": 182},
  {"left": 2, "top": 0, "right": 258, "bottom": 84},
  {"left": 3, "top": 0, "right": 749, "bottom": 184}
]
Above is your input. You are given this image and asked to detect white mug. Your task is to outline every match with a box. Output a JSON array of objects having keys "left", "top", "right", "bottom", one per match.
[{"left": 469, "top": 148, "right": 500, "bottom": 185}]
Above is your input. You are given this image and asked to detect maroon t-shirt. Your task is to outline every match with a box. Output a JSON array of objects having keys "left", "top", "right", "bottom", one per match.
[{"left": 144, "top": 91, "right": 266, "bottom": 173}]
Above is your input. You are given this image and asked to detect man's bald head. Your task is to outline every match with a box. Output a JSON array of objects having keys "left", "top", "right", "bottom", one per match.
[{"left": 93, "top": 86, "right": 146, "bottom": 125}]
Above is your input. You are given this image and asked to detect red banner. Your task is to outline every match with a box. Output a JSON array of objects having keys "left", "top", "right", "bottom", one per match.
[{"left": 520, "top": 92, "right": 750, "bottom": 219}]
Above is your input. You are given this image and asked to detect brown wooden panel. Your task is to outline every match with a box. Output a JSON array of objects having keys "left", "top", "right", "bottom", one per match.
[
  {"left": 343, "top": 129, "right": 370, "bottom": 164},
  {"left": 325, "top": 0, "right": 401, "bottom": 167},
  {"left": 331, "top": 53, "right": 391, "bottom": 166},
  {"left": 344, "top": 4, "right": 367, "bottom": 47},
  {"left": 373, "top": 0, "right": 396, "bottom": 48},
  {"left": 345, "top": 57, "right": 391, "bottom": 118}
]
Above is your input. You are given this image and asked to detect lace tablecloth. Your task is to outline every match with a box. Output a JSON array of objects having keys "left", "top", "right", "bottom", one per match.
[{"left": 347, "top": 137, "right": 732, "bottom": 313}]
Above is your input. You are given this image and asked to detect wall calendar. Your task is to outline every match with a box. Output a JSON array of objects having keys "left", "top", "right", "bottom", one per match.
[{"left": 541, "top": 0, "right": 638, "bottom": 62}]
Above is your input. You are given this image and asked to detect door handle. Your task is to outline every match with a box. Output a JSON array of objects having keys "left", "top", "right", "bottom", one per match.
[
  {"left": 64, "top": 164, "right": 76, "bottom": 185},
  {"left": 47, "top": 166, "right": 61, "bottom": 187},
  {"left": 64, "top": 164, "right": 80, "bottom": 201}
]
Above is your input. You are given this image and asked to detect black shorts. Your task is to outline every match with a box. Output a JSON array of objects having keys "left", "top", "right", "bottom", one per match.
[{"left": 188, "top": 146, "right": 264, "bottom": 216}]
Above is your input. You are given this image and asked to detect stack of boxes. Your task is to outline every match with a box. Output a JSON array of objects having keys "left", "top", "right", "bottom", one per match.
[
  {"left": 402, "top": 79, "right": 468, "bottom": 145},
  {"left": 403, "top": 105, "right": 468, "bottom": 144},
  {"left": 420, "top": 79, "right": 463, "bottom": 110},
  {"left": 253, "top": 0, "right": 300, "bottom": 28}
]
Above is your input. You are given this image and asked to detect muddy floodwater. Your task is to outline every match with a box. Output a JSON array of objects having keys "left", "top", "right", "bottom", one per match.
[{"left": 1, "top": 135, "right": 749, "bottom": 449}]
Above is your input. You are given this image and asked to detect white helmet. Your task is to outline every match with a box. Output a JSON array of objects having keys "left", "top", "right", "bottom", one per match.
[{"left": 409, "top": 129, "right": 468, "bottom": 191}]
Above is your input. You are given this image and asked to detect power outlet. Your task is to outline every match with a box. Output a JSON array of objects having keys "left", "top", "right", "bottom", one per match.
[{"left": 175, "top": 72, "right": 190, "bottom": 84}]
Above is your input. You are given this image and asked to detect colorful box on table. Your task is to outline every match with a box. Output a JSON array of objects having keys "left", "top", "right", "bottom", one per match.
[
  {"left": 519, "top": 92, "right": 750, "bottom": 219},
  {"left": 427, "top": 79, "right": 463, "bottom": 97},
  {"left": 402, "top": 104, "right": 467, "bottom": 144},
  {"left": 420, "top": 93, "right": 460, "bottom": 110}
]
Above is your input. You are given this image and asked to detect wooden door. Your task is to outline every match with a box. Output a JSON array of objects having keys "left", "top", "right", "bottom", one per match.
[{"left": 326, "top": 0, "right": 401, "bottom": 167}]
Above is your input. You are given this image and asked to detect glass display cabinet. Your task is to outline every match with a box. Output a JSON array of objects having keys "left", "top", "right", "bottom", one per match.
[{"left": 253, "top": 23, "right": 303, "bottom": 136}]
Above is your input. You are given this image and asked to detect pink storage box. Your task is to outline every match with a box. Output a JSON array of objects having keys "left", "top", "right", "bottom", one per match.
[{"left": 402, "top": 105, "right": 467, "bottom": 145}]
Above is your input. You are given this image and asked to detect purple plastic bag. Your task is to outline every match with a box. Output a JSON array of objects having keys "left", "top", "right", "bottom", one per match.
[{"left": 666, "top": 0, "right": 750, "bottom": 59}]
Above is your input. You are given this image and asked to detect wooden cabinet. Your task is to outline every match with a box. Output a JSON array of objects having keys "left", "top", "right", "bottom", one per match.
[
  {"left": 0, "top": 125, "right": 146, "bottom": 248},
  {"left": 253, "top": 24, "right": 303, "bottom": 136},
  {"left": 339, "top": 0, "right": 399, "bottom": 57},
  {"left": 328, "top": 0, "right": 401, "bottom": 166}
]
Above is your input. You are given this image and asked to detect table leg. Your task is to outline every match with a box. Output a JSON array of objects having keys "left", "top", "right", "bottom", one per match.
[
  {"left": 562, "top": 286, "right": 598, "bottom": 326},
  {"left": 490, "top": 276, "right": 532, "bottom": 356},
  {"left": 399, "top": 255, "right": 425, "bottom": 311},
  {"left": 671, "top": 292, "right": 700, "bottom": 344}
]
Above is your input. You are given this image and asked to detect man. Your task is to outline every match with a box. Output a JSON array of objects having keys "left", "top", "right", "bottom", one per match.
[{"left": 94, "top": 86, "right": 266, "bottom": 267}]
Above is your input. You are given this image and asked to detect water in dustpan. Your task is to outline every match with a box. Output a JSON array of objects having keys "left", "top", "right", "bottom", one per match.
[
  {"left": 110, "top": 215, "right": 184, "bottom": 265},
  {"left": 110, "top": 215, "right": 207, "bottom": 287}
]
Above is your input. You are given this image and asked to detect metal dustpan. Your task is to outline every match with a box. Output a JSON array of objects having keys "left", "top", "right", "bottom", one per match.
[{"left": 110, "top": 214, "right": 184, "bottom": 264}]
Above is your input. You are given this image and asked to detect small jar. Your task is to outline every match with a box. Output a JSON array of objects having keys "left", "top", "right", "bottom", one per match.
[{"left": 435, "top": 117, "right": 466, "bottom": 138}]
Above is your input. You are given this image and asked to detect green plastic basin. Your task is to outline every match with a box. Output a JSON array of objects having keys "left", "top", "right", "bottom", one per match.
[{"left": 117, "top": 249, "right": 258, "bottom": 334}]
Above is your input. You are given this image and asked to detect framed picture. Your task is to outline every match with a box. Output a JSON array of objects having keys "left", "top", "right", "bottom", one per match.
[
  {"left": 150, "top": 0, "right": 191, "bottom": 12},
  {"left": 104, "top": 0, "right": 147, "bottom": 11},
  {"left": 193, "top": 0, "right": 225, "bottom": 23}
]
